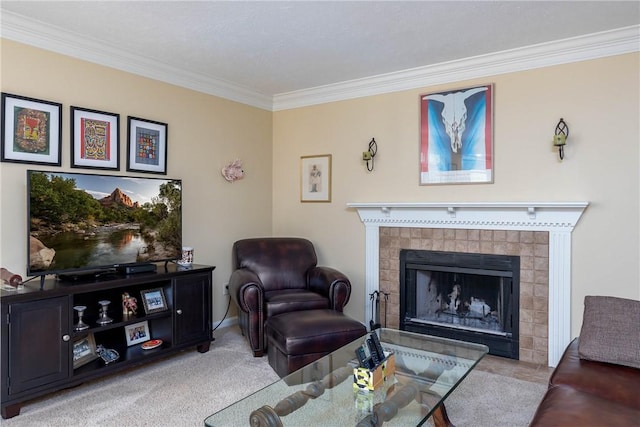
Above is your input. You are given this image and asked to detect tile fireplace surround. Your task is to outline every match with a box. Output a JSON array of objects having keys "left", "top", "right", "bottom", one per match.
[{"left": 348, "top": 202, "right": 588, "bottom": 367}]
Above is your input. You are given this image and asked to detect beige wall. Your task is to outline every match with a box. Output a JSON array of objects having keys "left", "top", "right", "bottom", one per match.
[
  {"left": 2, "top": 39, "right": 639, "bottom": 339},
  {"left": 0, "top": 40, "right": 273, "bottom": 322},
  {"left": 273, "top": 53, "right": 640, "bottom": 337}
]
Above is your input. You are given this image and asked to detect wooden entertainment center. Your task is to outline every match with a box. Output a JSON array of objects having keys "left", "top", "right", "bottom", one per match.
[{"left": 1, "top": 263, "right": 215, "bottom": 419}]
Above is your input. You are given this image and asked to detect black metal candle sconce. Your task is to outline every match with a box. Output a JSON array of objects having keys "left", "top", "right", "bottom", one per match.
[
  {"left": 553, "top": 118, "right": 569, "bottom": 160},
  {"left": 362, "top": 138, "right": 378, "bottom": 171}
]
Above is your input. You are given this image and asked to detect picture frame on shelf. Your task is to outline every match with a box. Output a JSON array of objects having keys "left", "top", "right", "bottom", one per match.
[
  {"left": 70, "top": 106, "right": 120, "bottom": 170},
  {"left": 140, "top": 288, "right": 168, "bottom": 314},
  {"left": 125, "top": 320, "right": 151, "bottom": 346},
  {"left": 127, "top": 116, "right": 167, "bottom": 174},
  {"left": 300, "top": 154, "right": 331, "bottom": 203},
  {"left": 1, "top": 92, "right": 62, "bottom": 166},
  {"left": 73, "top": 333, "right": 99, "bottom": 369},
  {"left": 419, "top": 83, "right": 494, "bottom": 185}
]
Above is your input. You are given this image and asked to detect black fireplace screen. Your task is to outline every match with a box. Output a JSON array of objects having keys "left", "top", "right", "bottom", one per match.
[{"left": 400, "top": 249, "right": 520, "bottom": 359}]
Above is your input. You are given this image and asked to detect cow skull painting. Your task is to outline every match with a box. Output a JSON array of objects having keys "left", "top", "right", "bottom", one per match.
[{"left": 420, "top": 84, "right": 493, "bottom": 185}]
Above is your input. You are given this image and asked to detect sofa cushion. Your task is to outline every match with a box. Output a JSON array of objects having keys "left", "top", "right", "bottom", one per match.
[
  {"left": 529, "top": 385, "right": 640, "bottom": 427},
  {"left": 551, "top": 339, "right": 640, "bottom": 409},
  {"left": 578, "top": 296, "right": 640, "bottom": 369}
]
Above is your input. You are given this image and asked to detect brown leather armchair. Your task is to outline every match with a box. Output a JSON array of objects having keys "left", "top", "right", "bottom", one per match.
[{"left": 229, "top": 237, "right": 352, "bottom": 357}]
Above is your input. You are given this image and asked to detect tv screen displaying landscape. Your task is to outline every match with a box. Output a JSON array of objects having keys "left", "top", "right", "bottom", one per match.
[{"left": 27, "top": 170, "right": 182, "bottom": 275}]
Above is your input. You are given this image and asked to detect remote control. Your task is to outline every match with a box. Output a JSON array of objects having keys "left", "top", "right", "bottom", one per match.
[
  {"left": 355, "top": 345, "right": 370, "bottom": 368},
  {"left": 370, "top": 331, "right": 385, "bottom": 360},
  {"left": 367, "top": 338, "right": 381, "bottom": 366}
]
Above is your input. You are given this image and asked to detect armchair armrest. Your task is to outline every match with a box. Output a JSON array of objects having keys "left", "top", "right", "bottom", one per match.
[
  {"left": 229, "top": 268, "right": 265, "bottom": 313},
  {"left": 308, "top": 266, "right": 352, "bottom": 312}
]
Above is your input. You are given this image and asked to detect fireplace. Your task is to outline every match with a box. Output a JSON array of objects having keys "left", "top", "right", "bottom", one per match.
[
  {"left": 400, "top": 249, "right": 519, "bottom": 359},
  {"left": 348, "top": 201, "right": 588, "bottom": 367}
]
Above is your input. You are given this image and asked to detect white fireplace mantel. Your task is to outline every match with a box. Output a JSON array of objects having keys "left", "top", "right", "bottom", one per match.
[{"left": 347, "top": 201, "right": 589, "bottom": 367}]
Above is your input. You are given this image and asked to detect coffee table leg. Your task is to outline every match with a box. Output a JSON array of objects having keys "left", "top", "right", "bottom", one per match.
[{"left": 431, "top": 402, "right": 454, "bottom": 427}]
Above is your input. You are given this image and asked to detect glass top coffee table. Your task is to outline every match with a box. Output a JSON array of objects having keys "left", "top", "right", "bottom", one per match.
[{"left": 204, "top": 328, "right": 488, "bottom": 427}]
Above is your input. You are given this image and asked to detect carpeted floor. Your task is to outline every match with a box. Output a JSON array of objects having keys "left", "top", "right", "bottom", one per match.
[{"left": 0, "top": 327, "right": 545, "bottom": 426}]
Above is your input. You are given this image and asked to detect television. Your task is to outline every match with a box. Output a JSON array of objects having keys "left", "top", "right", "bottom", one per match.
[{"left": 27, "top": 170, "right": 182, "bottom": 280}]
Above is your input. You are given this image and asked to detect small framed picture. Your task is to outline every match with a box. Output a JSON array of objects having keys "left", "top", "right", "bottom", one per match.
[
  {"left": 127, "top": 116, "right": 167, "bottom": 174},
  {"left": 140, "top": 288, "right": 168, "bottom": 314},
  {"left": 125, "top": 320, "right": 150, "bottom": 346},
  {"left": 71, "top": 106, "right": 120, "bottom": 170},
  {"left": 300, "top": 154, "right": 331, "bottom": 203},
  {"left": 73, "top": 333, "right": 99, "bottom": 368},
  {"left": 1, "top": 92, "right": 62, "bottom": 166}
]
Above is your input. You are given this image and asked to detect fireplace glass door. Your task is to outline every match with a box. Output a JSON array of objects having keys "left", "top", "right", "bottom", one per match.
[{"left": 400, "top": 250, "right": 520, "bottom": 359}]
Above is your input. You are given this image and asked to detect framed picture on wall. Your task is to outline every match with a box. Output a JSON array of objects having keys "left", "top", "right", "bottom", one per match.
[
  {"left": 419, "top": 83, "right": 494, "bottom": 185},
  {"left": 300, "top": 154, "right": 331, "bottom": 203},
  {"left": 127, "top": 116, "right": 167, "bottom": 174},
  {"left": 1, "top": 92, "right": 62, "bottom": 166},
  {"left": 71, "top": 106, "right": 120, "bottom": 170}
]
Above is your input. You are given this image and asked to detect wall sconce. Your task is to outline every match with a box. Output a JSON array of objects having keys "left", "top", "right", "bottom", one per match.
[
  {"left": 553, "top": 118, "right": 569, "bottom": 160},
  {"left": 362, "top": 138, "right": 378, "bottom": 171}
]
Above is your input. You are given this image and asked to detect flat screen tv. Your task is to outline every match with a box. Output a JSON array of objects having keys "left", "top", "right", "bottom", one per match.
[{"left": 27, "top": 170, "right": 182, "bottom": 279}]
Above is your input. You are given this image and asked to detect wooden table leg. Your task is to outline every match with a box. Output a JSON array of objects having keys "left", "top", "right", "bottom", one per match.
[{"left": 431, "top": 402, "right": 454, "bottom": 427}]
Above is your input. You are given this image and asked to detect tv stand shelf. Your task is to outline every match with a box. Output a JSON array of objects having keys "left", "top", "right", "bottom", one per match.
[{"left": 1, "top": 263, "right": 215, "bottom": 419}]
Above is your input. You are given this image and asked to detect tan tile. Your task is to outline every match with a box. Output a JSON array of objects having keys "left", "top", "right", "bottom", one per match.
[
  {"left": 506, "top": 230, "right": 520, "bottom": 243},
  {"left": 534, "top": 232, "right": 549, "bottom": 244},
  {"left": 468, "top": 241, "right": 480, "bottom": 253},
  {"left": 534, "top": 243, "right": 549, "bottom": 258},
  {"left": 455, "top": 241, "right": 469, "bottom": 252},
  {"left": 493, "top": 230, "right": 507, "bottom": 242},
  {"left": 468, "top": 229, "right": 480, "bottom": 241},
  {"left": 455, "top": 229, "right": 468, "bottom": 240},
  {"left": 480, "top": 230, "right": 493, "bottom": 241}
]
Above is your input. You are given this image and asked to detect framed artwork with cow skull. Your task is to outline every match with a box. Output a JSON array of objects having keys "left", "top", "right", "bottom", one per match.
[{"left": 419, "top": 84, "right": 494, "bottom": 185}]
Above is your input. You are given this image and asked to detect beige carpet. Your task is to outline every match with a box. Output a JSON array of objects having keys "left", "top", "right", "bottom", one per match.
[{"left": 0, "top": 327, "right": 545, "bottom": 426}]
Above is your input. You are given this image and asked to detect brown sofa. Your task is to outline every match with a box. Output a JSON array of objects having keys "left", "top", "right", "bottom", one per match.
[
  {"left": 530, "top": 296, "right": 640, "bottom": 426},
  {"left": 229, "top": 237, "right": 352, "bottom": 357}
]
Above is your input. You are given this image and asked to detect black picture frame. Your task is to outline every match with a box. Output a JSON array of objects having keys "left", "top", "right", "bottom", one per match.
[
  {"left": 127, "top": 116, "right": 167, "bottom": 174},
  {"left": 1, "top": 92, "right": 62, "bottom": 166},
  {"left": 70, "top": 106, "right": 120, "bottom": 170},
  {"left": 140, "top": 287, "right": 168, "bottom": 314}
]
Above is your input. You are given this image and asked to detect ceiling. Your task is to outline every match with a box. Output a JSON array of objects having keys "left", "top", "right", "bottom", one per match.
[{"left": 1, "top": 1, "right": 639, "bottom": 110}]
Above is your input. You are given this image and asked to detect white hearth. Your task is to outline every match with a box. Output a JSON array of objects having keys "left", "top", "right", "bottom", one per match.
[{"left": 348, "top": 202, "right": 588, "bottom": 367}]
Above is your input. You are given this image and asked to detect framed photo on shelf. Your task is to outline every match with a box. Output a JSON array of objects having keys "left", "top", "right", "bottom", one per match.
[
  {"left": 1, "top": 92, "right": 62, "bottom": 166},
  {"left": 73, "top": 333, "right": 99, "bottom": 368},
  {"left": 127, "top": 116, "right": 167, "bottom": 174},
  {"left": 419, "top": 83, "right": 494, "bottom": 185},
  {"left": 125, "top": 320, "right": 150, "bottom": 346},
  {"left": 300, "top": 154, "right": 331, "bottom": 203},
  {"left": 71, "top": 106, "right": 120, "bottom": 170},
  {"left": 140, "top": 288, "right": 168, "bottom": 314}
]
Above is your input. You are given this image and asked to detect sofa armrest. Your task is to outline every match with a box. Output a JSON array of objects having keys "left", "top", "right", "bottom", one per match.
[
  {"left": 308, "top": 266, "right": 351, "bottom": 311},
  {"left": 229, "top": 268, "right": 265, "bottom": 313}
]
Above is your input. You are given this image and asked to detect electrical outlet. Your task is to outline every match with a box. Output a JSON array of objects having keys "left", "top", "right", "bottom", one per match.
[{"left": 223, "top": 283, "right": 229, "bottom": 296}]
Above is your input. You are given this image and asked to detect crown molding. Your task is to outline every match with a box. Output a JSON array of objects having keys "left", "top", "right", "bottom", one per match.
[
  {"left": 0, "top": 11, "right": 273, "bottom": 111},
  {"left": 273, "top": 25, "right": 640, "bottom": 111},
  {"left": 2, "top": 10, "right": 637, "bottom": 112}
]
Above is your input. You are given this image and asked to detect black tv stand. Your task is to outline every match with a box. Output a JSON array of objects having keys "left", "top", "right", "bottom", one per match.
[{"left": 1, "top": 264, "right": 214, "bottom": 419}]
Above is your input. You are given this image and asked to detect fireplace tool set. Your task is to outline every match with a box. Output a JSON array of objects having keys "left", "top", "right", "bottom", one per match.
[{"left": 369, "top": 290, "right": 390, "bottom": 330}]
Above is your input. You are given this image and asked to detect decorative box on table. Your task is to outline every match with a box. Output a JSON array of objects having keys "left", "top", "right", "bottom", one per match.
[{"left": 353, "top": 352, "right": 395, "bottom": 391}]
